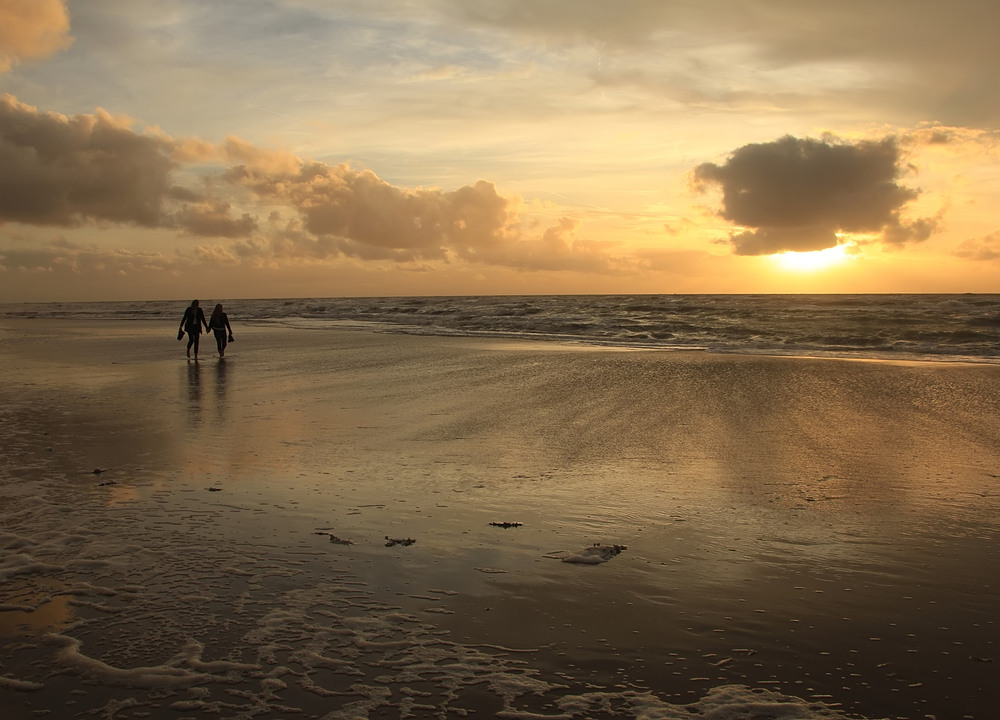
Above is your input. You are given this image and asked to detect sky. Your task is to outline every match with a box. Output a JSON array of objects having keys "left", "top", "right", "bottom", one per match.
[{"left": 2, "top": 0, "right": 1000, "bottom": 301}]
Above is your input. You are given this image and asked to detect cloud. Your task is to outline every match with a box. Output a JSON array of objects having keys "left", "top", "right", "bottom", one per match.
[
  {"left": 220, "top": 155, "right": 635, "bottom": 274},
  {"left": 0, "top": 0, "right": 73, "bottom": 73},
  {"left": 173, "top": 199, "right": 257, "bottom": 238},
  {"left": 955, "top": 232, "right": 1000, "bottom": 262},
  {"left": 0, "top": 238, "right": 175, "bottom": 276},
  {"left": 434, "top": 1, "right": 1000, "bottom": 127},
  {"left": 692, "top": 135, "right": 938, "bottom": 255},
  {"left": 0, "top": 94, "right": 175, "bottom": 227},
  {"left": 451, "top": 216, "right": 640, "bottom": 274},
  {"left": 226, "top": 156, "right": 519, "bottom": 259},
  {"left": 0, "top": 95, "right": 256, "bottom": 238},
  {"left": 0, "top": 92, "right": 634, "bottom": 275},
  {"left": 449, "top": 0, "right": 677, "bottom": 46}
]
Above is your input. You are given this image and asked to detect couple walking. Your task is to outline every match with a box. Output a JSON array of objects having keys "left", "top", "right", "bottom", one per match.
[{"left": 178, "top": 300, "right": 234, "bottom": 359}]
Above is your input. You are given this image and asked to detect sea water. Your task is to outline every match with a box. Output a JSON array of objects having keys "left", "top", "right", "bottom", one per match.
[{"left": 4, "top": 294, "right": 1000, "bottom": 362}]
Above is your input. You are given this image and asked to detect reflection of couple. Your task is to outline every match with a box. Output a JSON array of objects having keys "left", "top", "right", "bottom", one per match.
[{"left": 178, "top": 300, "right": 234, "bottom": 359}]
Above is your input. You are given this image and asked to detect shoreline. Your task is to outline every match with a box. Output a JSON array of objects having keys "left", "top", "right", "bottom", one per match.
[
  {"left": 4, "top": 291, "right": 1000, "bottom": 365},
  {"left": 2, "top": 320, "right": 998, "bottom": 719}
]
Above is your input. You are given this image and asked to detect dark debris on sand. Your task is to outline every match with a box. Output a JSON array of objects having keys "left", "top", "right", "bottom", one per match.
[
  {"left": 385, "top": 536, "right": 416, "bottom": 547},
  {"left": 314, "top": 531, "right": 354, "bottom": 546}
]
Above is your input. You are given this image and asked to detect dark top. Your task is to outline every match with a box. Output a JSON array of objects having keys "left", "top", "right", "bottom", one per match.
[
  {"left": 209, "top": 312, "right": 231, "bottom": 333},
  {"left": 181, "top": 306, "right": 208, "bottom": 334}
]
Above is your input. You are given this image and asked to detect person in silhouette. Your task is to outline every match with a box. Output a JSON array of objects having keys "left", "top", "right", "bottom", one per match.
[
  {"left": 208, "top": 303, "right": 234, "bottom": 358},
  {"left": 178, "top": 300, "right": 209, "bottom": 360}
]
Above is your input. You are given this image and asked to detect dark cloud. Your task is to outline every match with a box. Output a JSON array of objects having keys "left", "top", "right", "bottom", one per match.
[
  {"left": 167, "top": 185, "right": 204, "bottom": 202},
  {"left": 692, "top": 135, "right": 936, "bottom": 255},
  {"left": 172, "top": 199, "right": 257, "bottom": 238},
  {"left": 726, "top": 227, "right": 838, "bottom": 256},
  {"left": 0, "top": 94, "right": 174, "bottom": 227},
  {"left": 0, "top": 95, "right": 260, "bottom": 238},
  {"left": 881, "top": 216, "right": 941, "bottom": 248}
]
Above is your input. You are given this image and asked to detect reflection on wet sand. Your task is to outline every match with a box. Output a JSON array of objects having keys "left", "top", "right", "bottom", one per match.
[
  {"left": 185, "top": 360, "right": 201, "bottom": 427},
  {"left": 0, "top": 594, "right": 74, "bottom": 638},
  {"left": 214, "top": 358, "right": 229, "bottom": 421},
  {"left": 183, "top": 357, "right": 231, "bottom": 425},
  {"left": 2, "top": 323, "right": 999, "bottom": 720}
]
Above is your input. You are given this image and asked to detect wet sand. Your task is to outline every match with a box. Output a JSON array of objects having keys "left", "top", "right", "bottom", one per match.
[{"left": 1, "top": 319, "right": 999, "bottom": 719}]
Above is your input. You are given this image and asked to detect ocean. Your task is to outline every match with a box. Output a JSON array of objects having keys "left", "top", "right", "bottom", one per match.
[{"left": 4, "top": 294, "right": 1000, "bottom": 363}]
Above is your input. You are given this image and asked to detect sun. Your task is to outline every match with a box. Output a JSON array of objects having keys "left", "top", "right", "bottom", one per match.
[{"left": 769, "top": 244, "right": 854, "bottom": 272}]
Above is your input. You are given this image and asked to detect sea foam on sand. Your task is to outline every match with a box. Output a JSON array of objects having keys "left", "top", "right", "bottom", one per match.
[
  {"left": 1, "top": 515, "right": 854, "bottom": 719},
  {"left": 3, "top": 320, "right": 999, "bottom": 719}
]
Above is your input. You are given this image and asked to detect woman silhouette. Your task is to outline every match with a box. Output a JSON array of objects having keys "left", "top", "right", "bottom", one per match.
[
  {"left": 208, "top": 303, "right": 234, "bottom": 358},
  {"left": 178, "top": 300, "right": 209, "bottom": 360}
]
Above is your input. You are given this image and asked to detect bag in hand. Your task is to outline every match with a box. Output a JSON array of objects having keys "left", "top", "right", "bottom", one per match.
[
  {"left": 228, "top": 334, "right": 235, "bottom": 343},
  {"left": 177, "top": 329, "right": 185, "bottom": 341}
]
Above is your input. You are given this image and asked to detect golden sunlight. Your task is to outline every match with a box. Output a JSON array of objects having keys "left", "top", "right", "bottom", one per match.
[{"left": 770, "top": 244, "right": 854, "bottom": 272}]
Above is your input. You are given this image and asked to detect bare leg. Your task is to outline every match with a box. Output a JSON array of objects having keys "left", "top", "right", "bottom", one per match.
[{"left": 214, "top": 328, "right": 227, "bottom": 357}]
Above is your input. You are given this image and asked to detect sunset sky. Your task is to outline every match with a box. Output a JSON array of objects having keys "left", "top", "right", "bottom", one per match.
[{"left": 2, "top": 0, "right": 1000, "bottom": 301}]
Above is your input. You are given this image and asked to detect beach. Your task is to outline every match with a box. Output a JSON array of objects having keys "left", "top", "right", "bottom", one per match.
[{"left": 1, "top": 319, "right": 998, "bottom": 719}]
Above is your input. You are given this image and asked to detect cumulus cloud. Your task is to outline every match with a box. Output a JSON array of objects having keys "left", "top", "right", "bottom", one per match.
[
  {"left": 0, "top": 94, "right": 175, "bottom": 227},
  {"left": 692, "top": 135, "right": 938, "bottom": 255},
  {"left": 0, "top": 0, "right": 73, "bottom": 73},
  {"left": 0, "top": 95, "right": 255, "bottom": 237},
  {"left": 226, "top": 159, "right": 519, "bottom": 259},
  {"left": 219, "top": 156, "right": 635, "bottom": 274}
]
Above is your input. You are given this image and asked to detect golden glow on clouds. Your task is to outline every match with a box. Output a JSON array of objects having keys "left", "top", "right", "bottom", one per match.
[
  {"left": 1, "top": 1, "right": 1000, "bottom": 299},
  {"left": 0, "top": 0, "right": 72, "bottom": 72},
  {"left": 770, "top": 244, "right": 855, "bottom": 273}
]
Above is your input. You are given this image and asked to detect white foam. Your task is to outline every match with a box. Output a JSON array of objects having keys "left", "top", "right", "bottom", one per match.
[
  {"left": 45, "top": 634, "right": 219, "bottom": 688},
  {"left": 0, "top": 675, "right": 45, "bottom": 692},
  {"left": 0, "top": 503, "right": 879, "bottom": 720},
  {"left": 556, "top": 685, "right": 858, "bottom": 719},
  {"left": 0, "top": 445, "right": 880, "bottom": 720}
]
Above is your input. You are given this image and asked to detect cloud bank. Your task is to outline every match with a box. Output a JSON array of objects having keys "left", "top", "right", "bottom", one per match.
[
  {"left": 0, "top": 94, "right": 627, "bottom": 276},
  {"left": 692, "top": 135, "right": 939, "bottom": 255},
  {"left": 444, "top": 0, "right": 1000, "bottom": 126}
]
